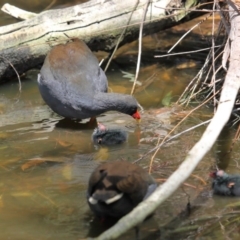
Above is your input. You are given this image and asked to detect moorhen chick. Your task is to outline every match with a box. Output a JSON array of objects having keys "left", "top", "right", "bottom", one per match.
[
  {"left": 210, "top": 170, "right": 240, "bottom": 196},
  {"left": 87, "top": 161, "right": 157, "bottom": 219},
  {"left": 92, "top": 123, "right": 127, "bottom": 145},
  {"left": 37, "top": 39, "right": 141, "bottom": 121}
]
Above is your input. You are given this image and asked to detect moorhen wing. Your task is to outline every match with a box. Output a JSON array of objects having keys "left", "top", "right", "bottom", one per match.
[
  {"left": 87, "top": 161, "right": 157, "bottom": 219},
  {"left": 92, "top": 123, "right": 127, "bottom": 145},
  {"left": 37, "top": 39, "right": 141, "bottom": 121},
  {"left": 210, "top": 170, "right": 240, "bottom": 196}
]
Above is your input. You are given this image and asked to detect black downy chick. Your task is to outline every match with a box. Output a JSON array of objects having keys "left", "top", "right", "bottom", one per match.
[
  {"left": 92, "top": 123, "right": 127, "bottom": 145},
  {"left": 210, "top": 170, "right": 240, "bottom": 196}
]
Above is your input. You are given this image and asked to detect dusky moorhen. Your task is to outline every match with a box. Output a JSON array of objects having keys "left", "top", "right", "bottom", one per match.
[
  {"left": 210, "top": 170, "right": 240, "bottom": 196},
  {"left": 37, "top": 39, "right": 141, "bottom": 121},
  {"left": 87, "top": 161, "right": 157, "bottom": 219},
  {"left": 92, "top": 123, "right": 127, "bottom": 145}
]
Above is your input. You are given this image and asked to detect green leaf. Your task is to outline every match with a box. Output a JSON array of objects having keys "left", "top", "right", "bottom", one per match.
[{"left": 162, "top": 91, "right": 172, "bottom": 106}]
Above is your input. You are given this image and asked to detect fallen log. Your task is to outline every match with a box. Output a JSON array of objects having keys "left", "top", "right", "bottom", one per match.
[{"left": 0, "top": 0, "right": 200, "bottom": 82}]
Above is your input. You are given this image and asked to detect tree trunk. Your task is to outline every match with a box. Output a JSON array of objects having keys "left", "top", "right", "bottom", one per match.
[{"left": 0, "top": 0, "right": 200, "bottom": 82}]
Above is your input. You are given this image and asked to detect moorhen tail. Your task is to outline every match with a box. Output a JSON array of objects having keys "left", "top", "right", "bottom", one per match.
[
  {"left": 210, "top": 170, "right": 240, "bottom": 196},
  {"left": 87, "top": 161, "right": 157, "bottom": 219},
  {"left": 92, "top": 123, "right": 127, "bottom": 145},
  {"left": 37, "top": 39, "right": 141, "bottom": 121}
]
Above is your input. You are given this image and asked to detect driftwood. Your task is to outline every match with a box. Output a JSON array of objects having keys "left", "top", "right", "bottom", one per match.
[{"left": 0, "top": 0, "right": 201, "bottom": 81}]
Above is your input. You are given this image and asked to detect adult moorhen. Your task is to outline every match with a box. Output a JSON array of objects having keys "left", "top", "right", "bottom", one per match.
[
  {"left": 87, "top": 161, "right": 157, "bottom": 219},
  {"left": 37, "top": 39, "right": 141, "bottom": 121},
  {"left": 92, "top": 123, "right": 127, "bottom": 145},
  {"left": 210, "top": 170, "right": 240, "bottom": 196}
]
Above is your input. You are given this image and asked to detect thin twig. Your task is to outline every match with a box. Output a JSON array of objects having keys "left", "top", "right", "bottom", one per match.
[
  {"left": 0, "top": 57, "right": 21, "bottom": 92},
  {"left": 155, "top": 46, "right": 221, "bottom": 58},
  {"left": 104, "top": 0, "right": 140, "bottom": 72},
  {"left": 168, "top": 14, "right": 212, "bottom": 53},
  {"left": 35, "top": 190, "right": 57, "bottom": 206},
  {"left": 190, "top": 174, "right": 207, "bottom": 185},
  {"left": 134, "top": 119, "right": 211, "bottom": 164},
  {"left": 228, "top": 123, "right": 240, "bottom": 154},
  {"left": 211, "top": 1, "right": 216, "bottom": 112},
  {"left": 148, "top": 89, "right": 220, "bottom": 173},
  {"left": 130, "top": 0, "right": 150, "bottom": 95}
]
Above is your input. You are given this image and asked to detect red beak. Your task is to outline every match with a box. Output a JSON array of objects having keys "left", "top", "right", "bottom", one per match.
[{"left": 132, "top": 110, "right": 141, "bottom": 120}]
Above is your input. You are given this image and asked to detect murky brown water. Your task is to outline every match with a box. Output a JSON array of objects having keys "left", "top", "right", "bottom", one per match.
[{"left": 1, "top": 1, "right": 240, "bottom": 239}]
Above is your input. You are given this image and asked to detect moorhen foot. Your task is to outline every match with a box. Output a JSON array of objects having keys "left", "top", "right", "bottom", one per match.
[
  {"left": 87, "top": 161, "right": 157, "bottom": 219},
  {"left": 92, "top": 123, "right": 127, "bottom": 145},
  {"left": 37, "top": 39, "right": 141, "bottom": 121},
  {"left": 210, "top": 170, "right": 240, "bottom": 196}
]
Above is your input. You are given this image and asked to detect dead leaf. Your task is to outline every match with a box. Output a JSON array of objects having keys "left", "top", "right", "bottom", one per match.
[
  {"left": 0, "top": 157, "right": 21, "bottom": 167},
  {"left": 21, "top": 157, "right": 64, "bottom": 171},
  {"left": 95, "top": 148, "right": 109, "bottom": 161},
  {"left": 56, "top": 140, "right": 72, "bottom": 148},
  {"left": 21, "top": 159, "right": 46, "bottom": 171},
  {"left": 62, "top": 164, "right": 72, "bottom": 180}
]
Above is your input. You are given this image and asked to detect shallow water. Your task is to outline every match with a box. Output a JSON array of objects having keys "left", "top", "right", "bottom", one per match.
[{"left": 0, "top": 1, "right": 240, "bottom": 239}]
